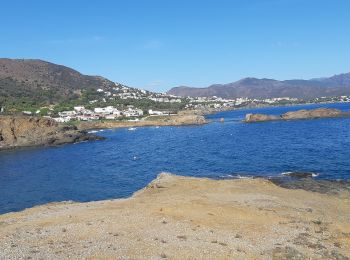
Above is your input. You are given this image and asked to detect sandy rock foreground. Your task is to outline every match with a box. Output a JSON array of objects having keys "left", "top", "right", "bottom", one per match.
[{"left": 0, "top": 173, "right": 349, "bottom": 259}]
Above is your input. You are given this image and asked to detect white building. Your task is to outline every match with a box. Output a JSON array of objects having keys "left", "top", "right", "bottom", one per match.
[
  {"left": 123, "top": 108, "right": 143, "bottom": 117},
  {"left": 58, "top": 111, "right": 76, "bottom": 117},
  {"left": 53, "top": 117, "right": 71, "bottom": 123},
  {"left": 94, "top": 106, "right": 114, "bottom": 114},
  {"left": 22, "top": 111, "right": 32, "bottom": 115},
  {"left": 74, "top": 106, "right": 85, "bottom": 112},
  {"left": 148, "top": 109, "right": 164, "bottom": 116}
]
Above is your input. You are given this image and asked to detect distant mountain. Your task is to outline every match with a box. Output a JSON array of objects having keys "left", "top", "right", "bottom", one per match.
[
  {"left": 167, "top": 73, "right": 350, "bottom": 99},
  {"left": 0, "top": 58, "right": 115, "bottom": 105}
]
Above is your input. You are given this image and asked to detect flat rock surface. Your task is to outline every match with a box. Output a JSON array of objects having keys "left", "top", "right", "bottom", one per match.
[{"left": 0, "top": 173, "right": 349, "bottom": 259}]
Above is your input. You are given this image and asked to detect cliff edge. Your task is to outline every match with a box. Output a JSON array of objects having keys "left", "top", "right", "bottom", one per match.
[{"left": 0, "top": 116, "right": 102, "bottom": 150}]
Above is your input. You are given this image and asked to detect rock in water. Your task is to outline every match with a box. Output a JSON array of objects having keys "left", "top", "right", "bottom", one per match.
[
  {"left": 0, "top": 115, "right": 103, "bottom": 150},
  {"left": 281, "top": 108, "right": 342, "bottom": 120},
  {"left": 245, "top": 113, "right": 280, "bottom": 122},
  {"left": 245, "top": 108, "right": 349, "bottom": 123}
]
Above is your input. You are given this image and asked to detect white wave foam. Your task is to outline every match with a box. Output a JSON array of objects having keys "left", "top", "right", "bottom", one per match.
[
  {"left": 281, "top": 171, "right": 319, "bottom": 178},
  {"left": 219, "top": 174, "right": 253, "bottom": 179}
]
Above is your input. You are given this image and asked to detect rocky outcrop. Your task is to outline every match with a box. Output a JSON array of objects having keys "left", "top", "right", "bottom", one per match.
[
  {"left": 245, "top": 113, "right": 280, "bottom": 122},
  {"left": 0, "top": 173, "right": 349, "bottom": 259},
  {"left": 281, "top": 108, "right": 343, "bottom": 120},
  {"left": 0, "top": 116, "right": 102, "bottom": 150},
  {"left": 245, "top": 108, "right": 350, "bottom": 122},
  {"left": 77, "top": 114, "right": 207, "bottom": 130}
]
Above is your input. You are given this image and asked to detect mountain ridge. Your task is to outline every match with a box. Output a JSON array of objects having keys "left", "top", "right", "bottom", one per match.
[
  {"left": 167, "top": 72, "right": 350, "bottom": 99},
  {"left": 0, "top": 58, "right": 115, "bottom": 106}
]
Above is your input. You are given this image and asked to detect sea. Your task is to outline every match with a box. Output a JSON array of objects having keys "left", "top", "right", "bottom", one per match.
[{"left": 1, "top": 102, "right": 350, "bottom": 214}]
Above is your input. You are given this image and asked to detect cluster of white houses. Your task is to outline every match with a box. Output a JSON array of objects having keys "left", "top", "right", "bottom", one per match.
[
  {"left": 185, "top": 96, "right": 300, "bottom": 110},
  {"left": 52, "top": 105, "right": 177, "bottom": 123},
  {"left": 53, "top": 106, "right": 144, "bottom": 123},
  {"left": 98, "top": 84, "right": 183, "bottom": 103}
]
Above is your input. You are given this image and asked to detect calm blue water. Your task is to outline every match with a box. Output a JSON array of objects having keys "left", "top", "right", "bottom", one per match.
[{"left": 1, "top": 102, "right": 350, "bottom": 214}]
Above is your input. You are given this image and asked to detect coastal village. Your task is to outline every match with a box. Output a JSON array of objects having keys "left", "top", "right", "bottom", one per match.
[
  {"left": 46, "top": 84, "right": 350, "bottom": 123},
  {"left": 2, "top": 81, "right": 350, "bottom": 122}
]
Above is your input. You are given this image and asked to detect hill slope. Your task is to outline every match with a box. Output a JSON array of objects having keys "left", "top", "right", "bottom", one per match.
[
  {"left": 0, "top": 58, "right": 115, "bottom": 107},
  {"left": 167, "top": 73, "right": 350, "bottom": 99}
]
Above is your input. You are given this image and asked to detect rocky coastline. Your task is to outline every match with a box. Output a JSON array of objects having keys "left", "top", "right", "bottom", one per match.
[
  {"left": 0, "top": 115, "right": 103, "bottom": 151},
  {"left": 0, "top": 113, "right": 206, "bottom": 150},
  {"left": 0, "top": 173, "right": 349, "bottom": 259},
  {"left": 76, "top": 114, "right": 207, "bottom": 130},
  {"left": 245, "top": 108, "right": 350, "bottom": 123}
]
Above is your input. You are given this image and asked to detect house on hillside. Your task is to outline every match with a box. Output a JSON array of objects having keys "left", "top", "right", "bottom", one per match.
[
  {"left": 123, "top": 108, "right": 143, "bottom": 117},
  {"left": 148, "top": 109, "right": 176, "bottom": 116}
]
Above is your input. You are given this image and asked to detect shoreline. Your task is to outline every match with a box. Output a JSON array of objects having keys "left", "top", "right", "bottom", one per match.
[
  {"left": 75, "top": 114, "right": 207, "bottom": 130},
  {"left": 1, "top": 173, "right": 349, "bottom": 259},
  {"left": 1, "top": 173, "right": 350, "bottom": 215},
  {"left": 207, "top": 100, "right": 350, "bottom": 116},
  {"left": 74, "top": 101, "right": 350, "bottom": 130},
  {"left": 2, "top": 173, "right": 350, "bottom": 215},
  {"left": 0, "top": 114, "right": 207, "bottom": 151}
]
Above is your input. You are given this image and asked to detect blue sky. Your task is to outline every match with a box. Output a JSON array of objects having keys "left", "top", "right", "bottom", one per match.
[{"left": 1, "top": 0, "right": 350, "bottom": 92}]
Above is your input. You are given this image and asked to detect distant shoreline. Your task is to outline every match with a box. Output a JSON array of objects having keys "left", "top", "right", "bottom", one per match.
[{"left": 75, "top": 113, "right": 207, "bottom": 130}]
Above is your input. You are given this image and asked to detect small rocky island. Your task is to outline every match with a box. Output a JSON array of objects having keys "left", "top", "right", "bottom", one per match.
[
  {"left": 245, "top": 108, "right": 350, "bottom": 123},
  {"left": 0, "top": 116, "right": 102, "bottom": 150}
]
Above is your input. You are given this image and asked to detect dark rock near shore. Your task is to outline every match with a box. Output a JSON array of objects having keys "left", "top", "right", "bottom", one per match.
[
  {"left": 0, "top": 116, "right": 103, "bottom": 150},
  {"left": 245, "top": 108, "right": 350, "bottom": 122},
  {"left": 270, "top": 178, "right": 350, "bottom": 195}
]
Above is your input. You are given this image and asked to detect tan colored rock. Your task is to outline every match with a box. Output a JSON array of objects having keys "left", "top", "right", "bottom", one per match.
[
  {"left": 0, "top": 116, "right": 101, "bottom": 150},
  {"left": 0, "top": 173, "right": 349, "bottom": 259},
  {"left": 245, "top": 113, "right": 280, "bottom": 122},
  {"left": 245, "top": 108, "right": 350, "bottom": 123},
  {"left": 77, "top": 114, "right": 207, "bottom": 130},
  {"left": 281, "top": 108, "right": 342, "bottom": 120}
]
